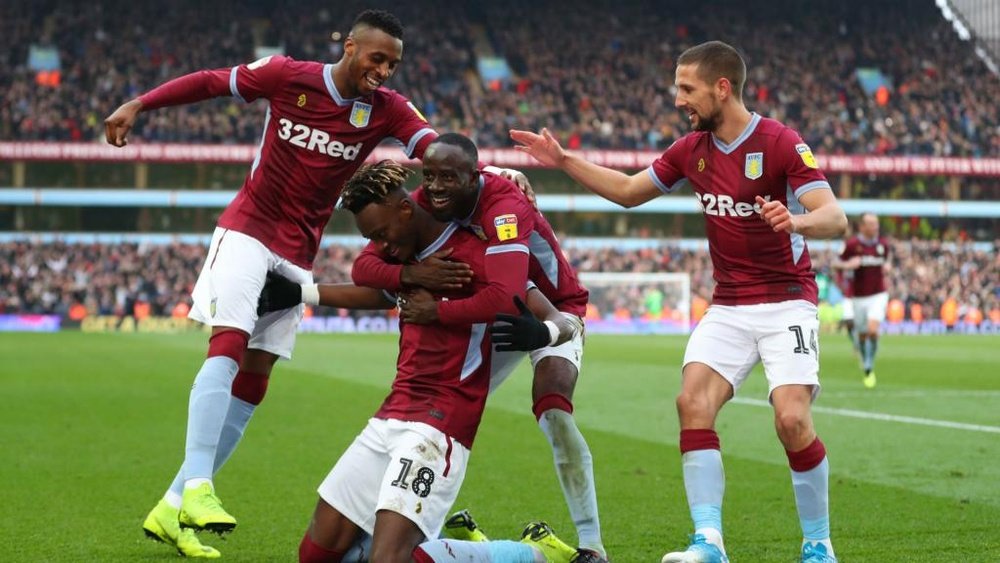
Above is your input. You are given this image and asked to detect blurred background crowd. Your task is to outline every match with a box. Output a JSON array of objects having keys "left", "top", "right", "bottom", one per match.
[
  {"left": 3, "top": 0, "right": 997, "bottom": 156},
  {"left": 3, "top": 239, "right": 996, "bottom": 329}
]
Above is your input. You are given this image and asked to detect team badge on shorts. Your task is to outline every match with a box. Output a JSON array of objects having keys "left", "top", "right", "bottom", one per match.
[
  {"left": 795, "top": 143, "right": 819, "bottom": 169},
  {"left": 349, "top": 101, "right": 372, "bottom": 128},
  {"left": 210, "top": 297, "right": 218, "bottom": 318},
  {"left": 745, "top": 152, "right": 763, "bottom": 180},
  {"left": 493, "top": 214, "right": 518, "bottom": 241}
]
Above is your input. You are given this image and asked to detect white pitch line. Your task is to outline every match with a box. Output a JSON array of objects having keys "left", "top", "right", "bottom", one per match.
[{"left": 730, "top": 397, "right": 1000, "bottom": 434}]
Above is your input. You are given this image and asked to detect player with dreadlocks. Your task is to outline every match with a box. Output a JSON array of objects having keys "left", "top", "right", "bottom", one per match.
[{"left": 255, "top": 160, "right": 579, "bottom": 562}]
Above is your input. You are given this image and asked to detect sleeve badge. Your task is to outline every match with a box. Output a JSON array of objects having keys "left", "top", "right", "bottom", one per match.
[
  {"left": 493, "top": 214, "right": 519, "bottom": 241},
  {"left": 795, "top": 143, "right": 819, "bottom": 169}
]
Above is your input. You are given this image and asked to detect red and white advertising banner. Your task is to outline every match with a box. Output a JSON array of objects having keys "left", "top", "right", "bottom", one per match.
[{"left": 2, "top": 142, "right": 999, "bottom": 177}]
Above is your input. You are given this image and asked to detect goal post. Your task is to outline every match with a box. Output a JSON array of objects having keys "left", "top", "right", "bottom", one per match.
[{"left": 578, "top": 272, "right": 691, "bottom": 335}]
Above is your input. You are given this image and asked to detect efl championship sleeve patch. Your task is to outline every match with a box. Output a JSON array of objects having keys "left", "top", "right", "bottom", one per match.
[
  {"left": 493, "top": 214, "right": 519, "bottom": 241},
  {"left": 406, "top": 101, "right": 428, "bottom": 122},
  {"left": 795, "top": 143, "right": 819, "bottom": 169}
]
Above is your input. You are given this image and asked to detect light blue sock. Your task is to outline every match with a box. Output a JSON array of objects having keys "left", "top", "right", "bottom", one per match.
[
  {"left": 415, "top": 540, "right": 542, "bottom": 562},
  {"left": 863, "top": 338, "right": 875, "bottom": 371},
  {"left": 682, "top": 449, "right": 725, "bottom": 534},
  {"left": 791, "top": 457, "right": 831, "bottom": 543},
  {"left": 166, "top": 395, "right": 257, "bottom": 499},
  {"left": 213, "top": 396, "right": 257, "bottom": 471},
  {"left": 342, "top": 532, "right": 372, "bottom": 563},
  {"left": 538, "top": 409, "right": 604, "bottom": 553},
  {"left": 181, "top": 356, "right": 239, "bottom": 483}
]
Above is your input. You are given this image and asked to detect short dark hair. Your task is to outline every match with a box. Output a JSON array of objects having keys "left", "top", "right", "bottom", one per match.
[
  {"left": 352, "top": 9, "right": 404, "bottom": 40},
  {"left": 339, "top": 160, "right": 412, "bottom": 214},
  {"left": 677, "top": 41, "right": 746, "bottom": 100},
  {"left": 429, "top": 133, "right": 478, "bottom": 165}
]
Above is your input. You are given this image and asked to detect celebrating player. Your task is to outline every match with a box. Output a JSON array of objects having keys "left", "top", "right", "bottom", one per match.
[
  {"left": 103, "top": 10, "right": 527, "bottom": 558},
  {"left": 834, "top": 212, "right": 891, "bottom": 388},
  {"left": 512, "top": 41, "right": 847, "bottom": 563},
  {"left": 351, "top": 134, "right": 607, "bottom": 561},
  {"left": 288, "top": 161, "right": 576, "bottom": 563}
]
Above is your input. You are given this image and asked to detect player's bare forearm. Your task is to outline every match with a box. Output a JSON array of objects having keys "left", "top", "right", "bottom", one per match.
[
  {"left": 794, "top": 202, "right": 848, "bottom": 239},
  {"left": 525, "top": 288, "right": 578, "bottom": 346},
  {"left": 562, "top": 154, "right": 657, "bottom": 208},
  {"left": 318, "top": 284, "right": 394, "bottom": 310}
]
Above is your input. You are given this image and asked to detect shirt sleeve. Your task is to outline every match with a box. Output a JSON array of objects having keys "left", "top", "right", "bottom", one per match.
[
  {"left": 778, "top": 128, "right": 830, "bottom": 198},
  {"left": 351, "top": 242, "right": 405, "bottom": 292},
  {"left": 229, "top": 55, "right": 290, "bottom": 103},
  {"left": 646, "top": 136, "right": 690, "bottom": 194},
  {"left": 138, "top": 55, "right": 288, "bottom": 110},
  {"left": 838, "top": 239, "right": 854, "bottom": 261},
  {"left": 436, "top": 195, "right": 535, "bottom": 325},
  {"left": 388, "top": 93, "right": 438, "bottom": 159}
]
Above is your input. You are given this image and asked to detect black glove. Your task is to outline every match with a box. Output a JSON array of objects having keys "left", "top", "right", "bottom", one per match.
[
  {"left": 257, "top": 272, "right": 302, "bottom": 316},
  {"left": 490, "top": 295, "right": 551, "bottom": 352}
]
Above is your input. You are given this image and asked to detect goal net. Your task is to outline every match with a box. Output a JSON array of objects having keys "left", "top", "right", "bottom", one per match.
[{"left": 579, "top": 272, "right": 691, "bottom": 335}]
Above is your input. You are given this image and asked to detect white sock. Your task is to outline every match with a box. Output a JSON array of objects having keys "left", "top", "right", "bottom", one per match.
[
  {"left": 538, "top": 408, "right": 604, "bottom": 554},
  {"left": 182, "top": 356, "right": 238, "bottom": 481}
]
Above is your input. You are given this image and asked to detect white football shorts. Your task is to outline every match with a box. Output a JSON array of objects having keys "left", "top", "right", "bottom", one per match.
[
  {"left": 683, "top": 300, "right": 821, "bottom": 399},
  {"left": 840, "top": 297, "right": 854, "bottom": 321},
  {"left": 317, "top": 418, "right": 470, "bottom": 541},
  {"left": 488, "top": 312, "right": 584, "bottom": 392},
  {"left": 189, "top": 227, "right": 313, "bottom": 359},
  {"left": 853, "top": 291, "right": 889, "bottom": 326}
]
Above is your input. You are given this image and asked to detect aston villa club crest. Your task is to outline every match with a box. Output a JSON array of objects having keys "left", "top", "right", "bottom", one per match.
[
  {"left": 349, "top": 101, "right": 372, "bottom": 128},
  {"left": 744, "top": 152, "right": 763, "bottom": 180}
]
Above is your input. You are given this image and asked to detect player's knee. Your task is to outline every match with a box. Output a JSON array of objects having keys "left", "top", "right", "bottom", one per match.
[
  {"left": 774, "top": 409, "right": 810, "bottom": 443},
  {"left": 232, "top": 370, "right": 269, "bottom": 405},
  {"left": 531, "top": 357, "right": 578, "bottom": 402},
  {"left": 207, "top": 329, "right": 249, "bottom": 363},
  {"left": 676, "top": 391, "right": 710, "bottom": 420}
]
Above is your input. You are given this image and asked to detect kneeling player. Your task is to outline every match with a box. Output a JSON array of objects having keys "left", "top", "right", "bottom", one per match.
[{"left": 258, "top": 161, "right": 580, "bottom": 562}]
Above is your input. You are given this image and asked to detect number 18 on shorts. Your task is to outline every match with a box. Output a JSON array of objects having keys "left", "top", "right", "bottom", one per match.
[{"left": 317, "top": 418, "right": 470, "bottom": 540}]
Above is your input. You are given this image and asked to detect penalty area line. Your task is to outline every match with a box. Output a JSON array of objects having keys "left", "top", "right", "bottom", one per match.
[{"left": 730, "top": 397, "right": 1000, "bottom": 434}]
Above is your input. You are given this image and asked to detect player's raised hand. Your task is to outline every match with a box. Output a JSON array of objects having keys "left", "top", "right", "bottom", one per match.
[
  {"left": 104, "top": 99, "right": 143, "bottom": 147},
  {"left": 490, "top": 296, "right": 551, "bottom": 352},
  {"left": 401, "top": 248, "right": 473, "bottom": 291},
  {"left": 257, "top": 271, "right": 302, "bottom": 315},
  {"left": 756, "top": 195, "right": 799, "bottom": 234},
  {"left": 509, "top": 127, "right": 566, "bottom": 168},
  {"left": 398, "top": 287, "right": 437, "bottom": 324}
]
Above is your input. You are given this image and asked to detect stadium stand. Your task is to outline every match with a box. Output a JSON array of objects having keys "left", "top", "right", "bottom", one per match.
[{"left": 3, "top": 0, "right": 997, "bottom": 156}]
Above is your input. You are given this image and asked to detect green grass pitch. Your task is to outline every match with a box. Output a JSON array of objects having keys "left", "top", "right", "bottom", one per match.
[{"left": 2, "top": 331, "right": 998, "bottom": 561}]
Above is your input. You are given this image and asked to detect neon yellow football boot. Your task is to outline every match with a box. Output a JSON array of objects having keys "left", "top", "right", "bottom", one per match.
[
  {"left": 444, "top": 509, "right": 489, "bottom": 542},
  {"left": 179, "top": 482, "right": 237, "bottom": 533},
  {"left": 520, "top": 521, "right": 577, "bottom": 563},
  {"left": 143, "top": 499, "right": 221, "bottom": 558}
]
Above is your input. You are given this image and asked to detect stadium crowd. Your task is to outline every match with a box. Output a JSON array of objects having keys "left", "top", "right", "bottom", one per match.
[
  {"left": 2, "top": 0, "right": 997, "bottom": 156},
  {"left": 2, "top": 239, "right": 996, "bottom": 328}
]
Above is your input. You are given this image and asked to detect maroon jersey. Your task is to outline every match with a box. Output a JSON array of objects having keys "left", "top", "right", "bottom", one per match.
[
  {"left": 649, "top": 114, "right": 829, "bottom": 305},
  {"left": 139, "top": 55, "right": 437, "bottom": 269},
  {"left": 839, "top": 236, "right": 890, "bottom": 297},
  {"left": 375, "top": 225, "right": 496, "bottom": 448},
  {"left": 834, "top": 268, "right": 854, "bottom": 299},
  {"left": 352, "top": 172, "right": 589, "bottom": 318}
]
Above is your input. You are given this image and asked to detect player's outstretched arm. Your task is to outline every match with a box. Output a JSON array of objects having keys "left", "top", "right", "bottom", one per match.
[
  {"left": 489, "top": 291, "right": 581, "bottom": 351},
  {"left": 510, "top": 127, "right": 661, "bottom": 208},
  {"left": 757, "top": 189, "right": 847, "bottom": 238},
  {"left": 257, "top": 272, "right": 393, "bottom": 316}
]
